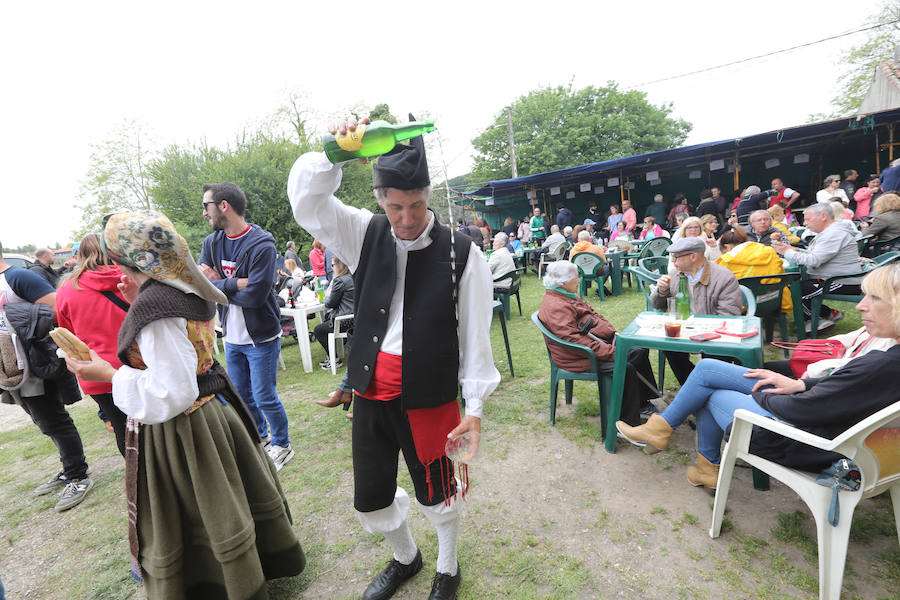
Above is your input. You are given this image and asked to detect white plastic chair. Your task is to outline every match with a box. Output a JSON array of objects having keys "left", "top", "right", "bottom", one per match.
[
  {"left": 327, "top": 314, "right": 354, "bottom": 375},
  {"left": 538, "top": 242, "right": 567, "bottom": 277},
  {"left": 710, "top": 403, "right": 900, "bottom": 600}
]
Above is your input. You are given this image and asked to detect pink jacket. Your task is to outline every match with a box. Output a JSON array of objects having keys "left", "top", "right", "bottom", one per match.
[
  {"left": 310, "top": 248, "right": 326, "bottom": 276},
  {"left": 56, "top": 266, "right": 128, "bottom": 395}
]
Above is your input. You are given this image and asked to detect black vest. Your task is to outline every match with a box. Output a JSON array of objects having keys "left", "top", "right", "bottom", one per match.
[{"left": 348, "top": 213, "right": 471, "bottom": 410}]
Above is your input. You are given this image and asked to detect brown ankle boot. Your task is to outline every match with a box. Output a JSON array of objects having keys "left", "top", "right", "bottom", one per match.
[
  {"left": 615, "top": 414, "right": 673, "bottom": 454},
  {"left": 686, "top": 454, "right": 719, "bottom": 489},
  {"left": 317, "top": 389, "right": 353, "bottom": 409}
]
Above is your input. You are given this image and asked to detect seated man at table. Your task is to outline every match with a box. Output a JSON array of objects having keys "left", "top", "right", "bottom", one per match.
[
  {"left": 747, "top": 210, "right": 780, "bottom": 246},
  {"left": 488, "top": 232, "right": 517, "bottom": 292},
  {"left": 651, "top": 236, "right": 742, "bottom": 384},
  {"left": 541, "top": 224, "right": 567, "bottom": 254},
  {"left": 771, "top": 202, "right": 862, "bottom": 331},
  {"left": 538, "top": 261, "right": 659, "bottom": 424}
]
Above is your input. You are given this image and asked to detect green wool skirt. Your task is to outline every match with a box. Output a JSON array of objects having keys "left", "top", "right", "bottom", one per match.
[{"left": 135, "top": 399, "right": 304, "bottom": 599}]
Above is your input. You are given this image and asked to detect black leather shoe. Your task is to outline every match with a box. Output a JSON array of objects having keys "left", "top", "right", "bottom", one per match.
[
  {"left": 362, "top": 550, "right": 423, "bottom": 600},
  {"left": 428, "top": 564, "right": 461, "bottom": 600}
]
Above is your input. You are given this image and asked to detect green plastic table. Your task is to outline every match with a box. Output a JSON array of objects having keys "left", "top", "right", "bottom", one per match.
[
  {"left": 523, "top": 247, "right": 543, "bottom": 274},
  {"left": 604, "top": 312, "right": 764, "bottom": 453},
  {"left": 605, "top": 248, "right": 627, "bottom": 295},
  {"left": 783, "top": 261, "right": 806, "bottom": 341}
]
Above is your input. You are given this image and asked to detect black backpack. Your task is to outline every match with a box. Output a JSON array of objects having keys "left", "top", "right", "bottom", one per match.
[{"left": 3, "top": 301, "right": 66, "bottom": 380}]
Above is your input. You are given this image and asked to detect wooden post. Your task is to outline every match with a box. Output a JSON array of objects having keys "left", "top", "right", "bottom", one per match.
[
  {"left": 876, "top": 131, "right": 881, "bottom": 174},
  {"left": 890, "top": 123, "right": 895, "bottom": 163},
  {"left": 733, "top": 150, "right": 740, "bottom": 191},
  {"left": 506, "top": 106, "right": 518, "bottom": 179}
]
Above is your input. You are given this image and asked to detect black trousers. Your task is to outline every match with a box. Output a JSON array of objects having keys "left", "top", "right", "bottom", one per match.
[
  {"left": 90, "top": 392, "right": 127, "bottom": 457},
  {"left": 18, "top": 379, "right": 88, "bottom": 480},
  {"left": 600, "top": 347, "right": 659, "bottom": 426},
  {"left": 763, "top": 360, "right": 795, "bottom": 377},
  {"left": 313, "top": 319, "right": 353, "bottom": 355},
  {"left": 800, "top": 279, "right": 861, "bottom": 319},
  {"left": 352, "top": 395, "right": 454, "bottom": 512}
]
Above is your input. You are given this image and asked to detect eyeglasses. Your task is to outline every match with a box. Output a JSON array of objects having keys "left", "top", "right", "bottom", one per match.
[
  {"left": 672, "top": 253, "right": 693, "bottom": 260},
  {"left": 202, "top": 201, "right": 221, "bottom": 211}
]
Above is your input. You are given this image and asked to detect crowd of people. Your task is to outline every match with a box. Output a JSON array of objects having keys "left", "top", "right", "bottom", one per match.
[{"left": 2, "top": 119, "right": 900, "bottom": 600}]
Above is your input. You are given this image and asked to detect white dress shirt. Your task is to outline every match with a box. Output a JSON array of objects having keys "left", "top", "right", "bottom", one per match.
[{"left": 287, "top": 152, "right": 499, "bottom": 418}]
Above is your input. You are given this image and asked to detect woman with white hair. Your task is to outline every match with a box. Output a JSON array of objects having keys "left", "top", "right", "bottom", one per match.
[
  {"left": 618, "top": 263, "right": 900, "bottom": 489},
  {"left": 537, "top": 262, "right": 659, "bottom": 426},
  {"left": 817, "top": 174, "right": 850, "bottom": 206}
]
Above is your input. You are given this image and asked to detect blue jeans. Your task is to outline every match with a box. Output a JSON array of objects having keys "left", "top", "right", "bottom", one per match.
[
  {"left": 225, "top": 338, "right": 290, "bottom": 447},
  {"left": 659, "top": 359, "right": 775, "bottom": 464}
]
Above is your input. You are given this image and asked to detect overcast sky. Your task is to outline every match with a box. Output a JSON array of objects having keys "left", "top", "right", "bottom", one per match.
[{"left": 1, "top": 0, "right": 885, "bottom": 249}]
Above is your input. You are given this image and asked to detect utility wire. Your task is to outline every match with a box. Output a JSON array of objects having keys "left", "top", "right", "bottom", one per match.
[{"left": 627, "top": 19, "right": 900, "bottom": 89}]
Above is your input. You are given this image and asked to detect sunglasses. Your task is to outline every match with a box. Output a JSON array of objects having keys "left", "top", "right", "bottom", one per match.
[{"left": 202, "top": 200, "right": 222, "bottom": 211}]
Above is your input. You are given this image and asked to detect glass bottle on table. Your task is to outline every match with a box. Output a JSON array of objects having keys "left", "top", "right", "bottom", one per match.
[
  {"left": 674, "top": 275, "right": 691, "bottom": 320},
  {"left": 322, "top": 120, "right": 436, "bottom": 163}
]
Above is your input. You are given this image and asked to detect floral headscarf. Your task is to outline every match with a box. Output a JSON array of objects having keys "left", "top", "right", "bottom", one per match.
[{"left": 102, "top": 210, "right": 228, "bottom": 305}]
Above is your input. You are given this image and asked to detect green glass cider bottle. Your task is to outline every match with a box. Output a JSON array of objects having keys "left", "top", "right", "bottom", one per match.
[
  {"left": 675, "top": 275, "right": 691, "bottom": 320},
  {"left": 322, "top": 120, "right": 436, "bottom": 163}
]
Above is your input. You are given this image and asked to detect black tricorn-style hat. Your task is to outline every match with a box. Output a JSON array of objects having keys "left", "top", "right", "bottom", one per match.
[{"left": 372, "top": 113, "right": 430, "bottom": 190}]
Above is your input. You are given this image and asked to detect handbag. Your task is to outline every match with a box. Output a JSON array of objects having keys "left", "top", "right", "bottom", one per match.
[
  {"left": 770, "top": 339, "right": 845, "bottom": 378},
  {"left": 815, "top": 458, "right": 861, "bottom": 526}
]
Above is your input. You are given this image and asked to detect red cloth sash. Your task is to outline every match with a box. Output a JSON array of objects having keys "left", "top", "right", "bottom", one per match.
[{"left": 356, "top": 351, "right": 464, "bottom": 503}]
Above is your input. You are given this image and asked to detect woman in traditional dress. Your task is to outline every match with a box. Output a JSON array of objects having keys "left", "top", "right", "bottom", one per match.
[{"left": 64, "top": 210, "right": 304, "bottom": 599}]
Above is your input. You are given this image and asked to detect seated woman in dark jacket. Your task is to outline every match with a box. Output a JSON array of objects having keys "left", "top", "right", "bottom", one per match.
[
  {"left": 864, "top": 192, "right": 900, "bottom": 243},
  {"left": 313, "top": 257, "right": 354, "bottom": 370},
  {"left": 537, "top": 261, "right": 659, "bottom": 426},
  {"left": 617, "top": 263, "right": 900, "bottom": 490}
]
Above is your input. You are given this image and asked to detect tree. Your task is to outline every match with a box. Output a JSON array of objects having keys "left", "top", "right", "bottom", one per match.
[
  {"left": 827, "top": 1, "right": 900, "bottom": 117},
  {"left": 73, "top": 120, "right": 155, "bottom": 239},
  {"left": 470, "top": 82, "right": 692, "bottom": 181}
]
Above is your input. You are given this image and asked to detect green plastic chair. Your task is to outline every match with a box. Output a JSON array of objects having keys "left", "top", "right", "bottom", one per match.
[
  {"left": 739, "top": 274, "right": 800, "bottom": 356},
  {"left": 864, "top": 234, "right": 900, "bottom": 258},
  {"left": 804, "top": 252, "right": 900, "bottom": 339},
  {"left": 640, "top": 237, "right": 672, "bottom": 258},
  {"left": 808, "top": 252, "right": 900, "bottom": 338},
  {"left": 857, "top": 233, "right": 875, "bottom": 256},
  {"left": 493, "top": 267, "right": 524, "bottom": 320},
  {"left": 531, "top": 311, "right": 612, "bottom": 426},
  {"left": 570, "top": 252, "right": 609, "bottom": 300},
  {"left": 492, "top": 301, "right": 514, "bottom": 376}
]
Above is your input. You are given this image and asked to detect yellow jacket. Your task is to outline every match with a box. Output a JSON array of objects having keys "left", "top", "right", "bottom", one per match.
[
  {"left": 772, "top": 221, "right": 801, "bottom": 245},
  {"left": 716, "top": 242, "right": 792, "bottom": 312}
]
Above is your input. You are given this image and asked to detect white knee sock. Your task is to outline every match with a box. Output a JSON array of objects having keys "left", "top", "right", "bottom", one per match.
[
  {"left": 357, "top": 487, "right": 419, "bottom": 565},
  {"left": 418, "top": 479, "right": 465, "bottom": 575}
]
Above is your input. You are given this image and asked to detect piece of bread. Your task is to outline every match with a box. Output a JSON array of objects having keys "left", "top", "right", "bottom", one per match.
[{"left": 49, "top": 327, "right": 91, "bottom": 361}]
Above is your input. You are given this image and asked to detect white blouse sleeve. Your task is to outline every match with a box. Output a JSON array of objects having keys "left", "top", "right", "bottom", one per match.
[
  {"left": 111, "top": 317, "right": 201, "bottom": 424},
  {"left": 457, "top": 242, "right": 501, "bottom": 419}
]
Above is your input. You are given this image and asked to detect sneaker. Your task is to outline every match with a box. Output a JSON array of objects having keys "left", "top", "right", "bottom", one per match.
[
  {"left": 34, "top": 471, "right": 66, "bottom": 496},
  {"left": 805, "top": 318, "right": 834, "bottom": 334},
  {"left": 55, "top": 477, "right": 94, "bottom": 512},
  {"left": 319, "top": 357, "right": 343, "bottom": 370},
  {"left": 260, "top": 434, "right": 272, "bottom": 449},
  {"left": 830, "top": 309, "right": 845, "bottom": 323},
  {"left": 267, "top": 444, "right": 295, "bottom": 472},
  {"left": 639, "top": 403, "right": 660, "bottom": 421}
]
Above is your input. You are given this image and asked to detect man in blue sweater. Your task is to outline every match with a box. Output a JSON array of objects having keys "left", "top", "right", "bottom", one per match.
[{"left": 198, "top": 182, "right": 294, "bottom": 471}]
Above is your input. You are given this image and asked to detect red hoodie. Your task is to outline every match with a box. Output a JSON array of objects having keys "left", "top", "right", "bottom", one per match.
[{"left": 56, "top": 266, "right": 129, "bottom": 395}]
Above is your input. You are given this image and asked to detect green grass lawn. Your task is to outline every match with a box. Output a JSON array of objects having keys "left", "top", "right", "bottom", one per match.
[{"left": 0, "top": 270, "right": 896, "bottom": 600}]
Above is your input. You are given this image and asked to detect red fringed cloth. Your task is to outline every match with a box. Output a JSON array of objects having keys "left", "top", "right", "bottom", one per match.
[{"left": 357, "top": 351, "right": 466, "bottom": 504}]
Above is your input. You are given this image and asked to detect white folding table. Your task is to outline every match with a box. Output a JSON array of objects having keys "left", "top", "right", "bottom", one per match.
[{"left": 281, "top": 303, "right": 327, "bottom": 373}]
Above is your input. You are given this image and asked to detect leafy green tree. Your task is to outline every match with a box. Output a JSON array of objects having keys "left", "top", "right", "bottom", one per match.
[
  {"left": 470, "top": 82, "right": 691, "bottom": 181},
  {"left": 73, "top": 120, "right": 155, "bottom": 239},
  {"left": 827, "top": 2, "right": 900, "bottom": 116}
]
